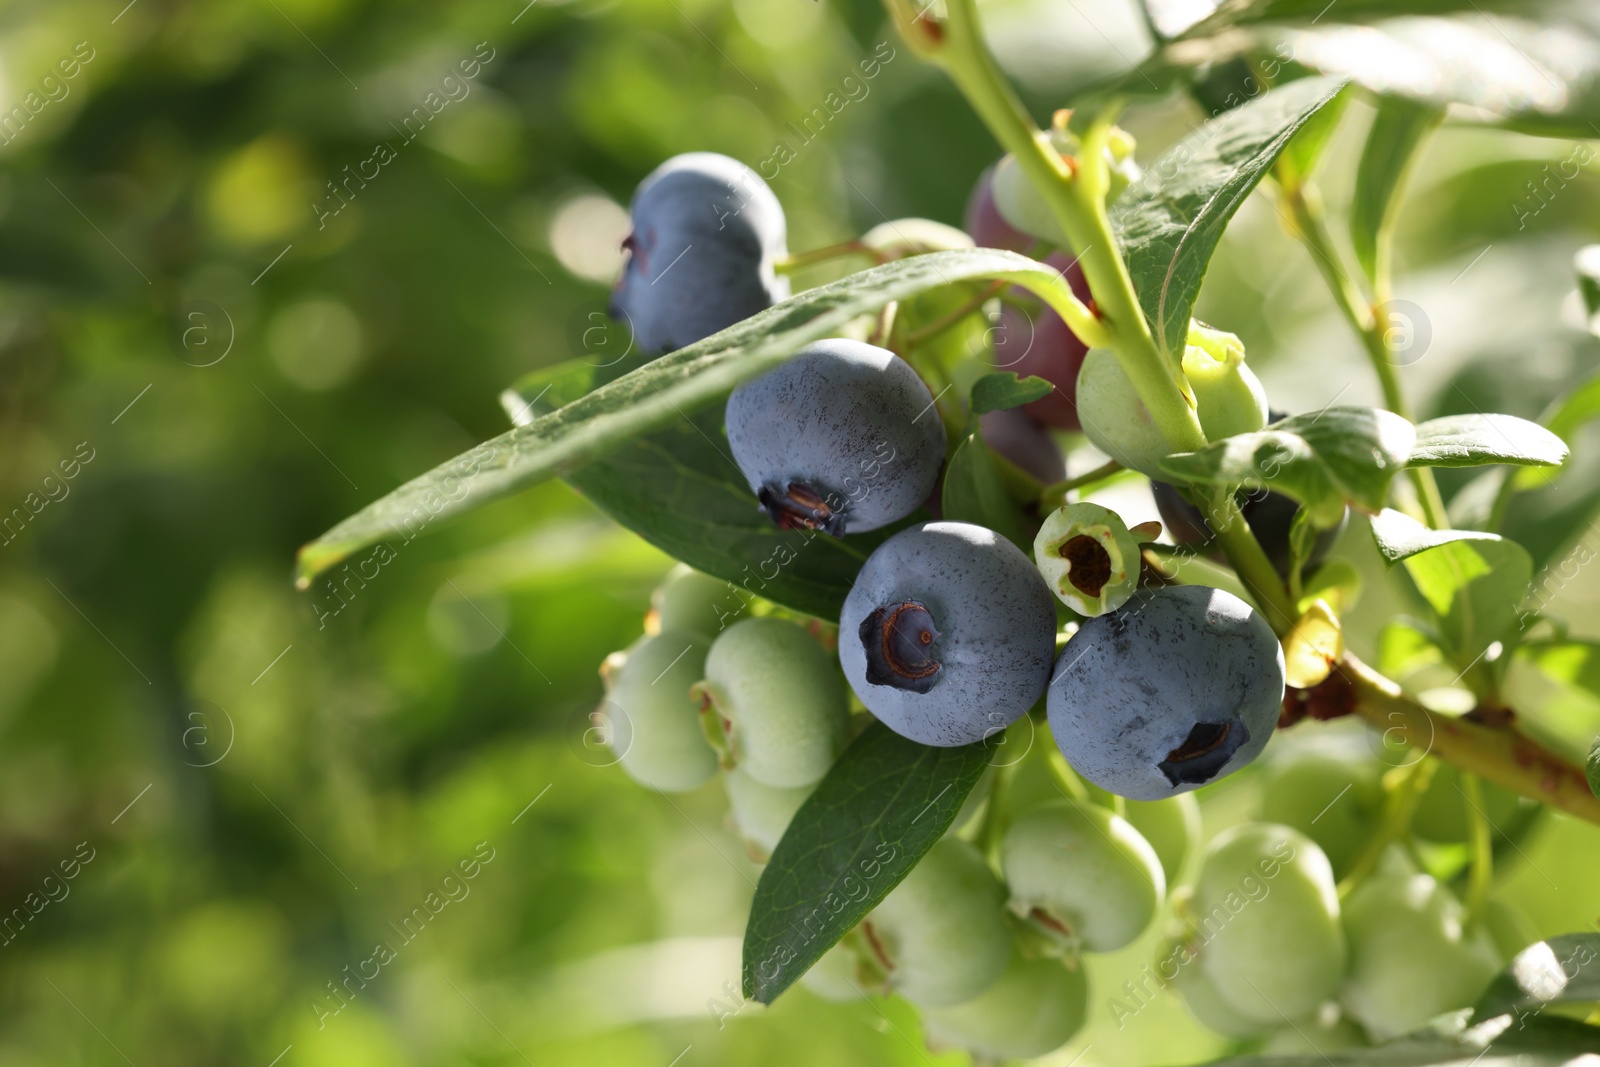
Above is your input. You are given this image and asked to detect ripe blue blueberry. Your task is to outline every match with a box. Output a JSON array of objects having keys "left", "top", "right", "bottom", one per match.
[
  {"left": 839, "top": 521, "right": 1056, "bottom": 747},
  {"left": 726, "top": 339, "right": 946, "bottom": 536},
  {"left": 611, "top": 152, "right": 789, "bottom": 355},
  {"left": 1048, "top": 585, "right": 1284, "bottom": 799}
]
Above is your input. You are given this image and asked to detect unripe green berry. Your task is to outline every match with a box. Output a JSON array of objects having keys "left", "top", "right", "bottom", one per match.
[
  {"left": 1002, "top": 799, "right": 1165, "bottom": 953},
  {"left": 602, "top": 631, "right": 716, "bottom": 792},
  {"left": 920, "top": 951, "right": 1088, "bottom": 1060},
  {"left": 863, "top": 838, "right": 1010, "bottom": 1007},
  {"left": 1340, "top": 871, "right": 1500, "bottom": 1041},
  {"left": 694, "top": 618, "right": 849, "bottom": 788},
  {"left": 649, "top": 564, "right": 737, "bottom": 640},
  {"left": 1181, "top": 323, "right": 1268, "bottom": 442},
  {"left": 1075, "top": 346, "right": 1172, "bottom": 476},
  {"left": 1033, "top": 502, "right": 1144, "bottom": 616},
  {"left": 724, "top": 767, "right": 814, "bottom": 862},
  {"left": 799, "top": 939, "right": 868, "bottom": 1003},
  {"left": 1173, "top": 961, "right": 1264, "bottom": 1039},
  {"left": 1259, "top": 750, "right": 1383, "bottom": 880},
  {"left": 1124, "top": 793, "right": 1201, "bottom": 889},
  {"left": 1260, "top": 1011, "right": 1367, "bottom": 1053},
  {"left": 1191, "top": 823, "right": 1345, "bottom": 1026}
]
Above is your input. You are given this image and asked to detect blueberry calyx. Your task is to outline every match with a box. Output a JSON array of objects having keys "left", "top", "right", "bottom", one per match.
[
  {"left": 758, "top": 481, "right": 846, "bottom": 537},
  {"left": 861, "top": 601, "right": 942, "bottom": 693},
  {"left": 1157, "top": 718, "right": 1248, "bottom": 786},
  {"left": 1058, "top": 535, "right": 1112, "bottom": 597}
]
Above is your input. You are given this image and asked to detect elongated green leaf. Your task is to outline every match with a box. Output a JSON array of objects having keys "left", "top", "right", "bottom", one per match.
[
  {"left": 742, "top": 722, "right": 991, "bottom": 1005},
  {"left": 941, "top": 432, "right": 1029, "bottom": 550},
  {"left": 1404, "top": 535, "right": 1532, "bottom": 669},
  {"left": 1589, "top": 736, "right": 1600, "bottom": 799},
  {"left": 294, "top": 248, "right": 1058, "bottom": 586},
  {"left": 1517, "top": 641, "right": 1600, "bottom": 702},
  {"left": 1351, "top": 97, "right": 1443, "bottom": 285},
  {"left": 1276, "top": 16, "right": 1600, "bottom": 139},
  {"left": 1193, "top": 1014, "right": 1600, "bottom": 1067},
  {"left": 1276, "top": 87, "right": 1351, "bottom": 189},
  {"left": 1580, "top": 245, "right": 1600, "bottom": 326},
  {"left": 1471, "top": 933, "right": 1600, "bottom": 1022},
  {"left": 970, "top": 372, "right": 1052, "bottom": 415},
  {"left": 1111, "top": 75, "right": 1348, "bottom": 360},
  {"left": 1159, "top": 407, "right": 1414, "bottom": 527},
  {"left": 1369, "top": 507, "right": 1501, "bottom": 564},
  {"left": 1378, "top": 616, "right": 1447, "bottom": 679},
  {"left": 1515, "top": 371, "right": 1600, "bottom": 490},
  {"left": 499, "top": 360, "right": 890, "bottom": 619},
  {"left": 1407, "top": 414, "right": 1568, "bottom": 470}
]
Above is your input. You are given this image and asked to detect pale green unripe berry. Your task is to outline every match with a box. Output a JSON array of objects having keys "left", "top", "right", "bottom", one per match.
[
  {"left": 694, "top": 618, "right": 849, "bottom": 788},
  {"left": 1033, "top": 502, "right": 1144, "bottom": 616},
  {"left": 861, "top": 217, "right": 974, "bottom": 258},
  {"left": 1002, "top": 799, "right": 1165, "bottom": 953},
  {"left": 1191, "top": 823, "right": 1345, "bottom": 1026},
  {"left": 863, "top": 839, "right": 1010, "bottom": 1007},
  {"left": 649, "top": 564, "right": 736, "bottom": 641},
  {"left": 1410, "top": 763, "right": 1525, "bottom": 843},
  {"left": 1075, "top": 346, "right": 1172, "bottom": 476},
  {"left": 602, "top": 631, "right": 716, "bottom": 792},
  {"left": 1124, "top": 793, "right": 1201, "bottom": 889},
  {"left": 1260, "top": 1011, "right": 1367, "bottom": 1053},
  {"left": 723, "top": 767, "right": 813, "bottom": 862},
  {"left": 920, "top": 951, "right": 1088, "bottom": 1060},
  {"left": 799, "top": 940, "right": 868, "bottom": 1003},
  {"left": 1181, "top": 322, "right": 1268, "bottom": 443},
  {"left": 1173, "top": 961, "right": 1264, "bottom": 1039},
  {"left": 1340, "top": 871, "right": 1501, "bottom": 1041},
  {"left": 1260, "top": 751, "right": 1383, "bottom": 880}
]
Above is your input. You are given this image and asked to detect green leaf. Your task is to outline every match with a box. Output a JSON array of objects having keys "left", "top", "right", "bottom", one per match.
[
  {"left": 1516, "top": 641, "right": 1600, "bottom": 703},
  {"left": 1378, "top": 616, "right": 1447, "bottom": 679},
  {"left": 498, "top": 359, "right": 889, "bottom": 620},
  {"left": 1111, "top": 75, "right": 1348, "bottom": 359},
  {"left": 969, "top": 372, "right": 1052, "bottom": 415},
  {"left": 1471, "top": 933, "right": 1600, "bottom": 1023},
  {"left": 1407, "top": 414, "right": 1568, "bottom": 470},
  {"left": 1589, "top": 735, "right": 1600, "bottom": 799},
  {"left": 1369, "top": 507, "right": 1504, "bottom": 564},
  {"left": 940, "top": 431, "right": 1029, "bottom": 551},
  {"left": 1514, "top": 371, "right": 1600, "bottom": 490},
  {"left": 293, "top": 248, "right": 1060, "bottom": 586},
  {"left": 1579, "top": 245, "right": 1600, "bottom": 326},
  {"left": 1351, "top": 97, "right": 1443, "bottom": 286},
  {"left": 741, "top": 722, "right": 991, "bottom": 1005},
  {"left": 1159, "top": 407, "right": 1414, "bottom": 527},
  {"left": 1276, "top": 87, "right": 1351, "bottom": 189},
  {"left": 1275, "top": 16, "right": 1600, "bottom": 140},
  {"left": 1369, "top": 509, "right": 1532, "bottom": 666}
]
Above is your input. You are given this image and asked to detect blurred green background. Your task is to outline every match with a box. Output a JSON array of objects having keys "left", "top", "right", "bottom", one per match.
[{"left": 2, "top": 0, "right": 1598, "bottom": 1064}]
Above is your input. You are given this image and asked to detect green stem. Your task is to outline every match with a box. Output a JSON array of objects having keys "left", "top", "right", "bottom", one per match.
[
  {"left": 1038, "top": 459, "right": 1123, "bottom": 509},
  {"left": 1338, "top": 757, "right": 1436, "bottom": 899},
  {"left": 1460, "top": 771, "right": 1494, "bottom": 926},
  {"left": 1286, "top": 183, "right": 1449, "bottom": 529},
  {"left": 903, "top": 278, "right": 1007, "bottom": 344},
  {"left": 774, "top": 240, "right": 883, "bottom": 274}
]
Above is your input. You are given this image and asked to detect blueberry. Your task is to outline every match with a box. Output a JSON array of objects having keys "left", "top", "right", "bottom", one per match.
[
  {"left": 648, "top": 563, "right": 736, "bottom": 640},
  {"left": 694, "top": 617, "right": 849, "bottom": 788},
  {"left": 723, "top": 766, "right": 814, "bottom": 862},
  {"left": 726, "top": 339, "right": 946, "bottom": 536},
  {"left": 1259, "top": 750, "right": 1383, "bottom": 879},
  {"left": 963, "top": 164, "right": 1035, "bottom": 254},
  {"left": 1074, "top": 346, "right": 1171, "bottom": 475},
  {"left": 860, "top": 838, "right": 1010, "bottom": 1007},
  {"left": 600, "top": 631, "right": 716, "bottom": 792},
  {"left": 991, "top": 253, "right": 1091, "bottom": 431},
  {"left": 919, "top": 951, "right": 1088, "bottom": 1060},
  {"left": 839, "top": 521, "right": 1057, "bottom": 747},
  {"left": 1260, "top": 1014, "right": 1368, "bottom": 1054},
  {"left": 1340, "top": 870, "right": 1500, "bottom": 1040},
  {"left": 978, "top": 407, "right": 1065, "bottom": 484},
  {"left": 1189, "top": 823, "right": 1346, "bottom": 1026},
  {"left": 1033, "top": 501, "right": 1144, "bottom": 617},
  {"left": 1123, "top": 793, "right": 1201, "bottom": 890},
  {"left": 799, "top": 941, "right": 868, "bottom": 1003},
  {"left": 1172, "top": 964, "right": 1264, "bottom": 1038},
  {"left": 1048, "top": 585, "right": 1284, "bottom": 800},
  {"left": 1001, "top": 798, "right": 1165, "bottom": 952},
  {"left": 611, "top": 152, "right": 789, "bottom": 355}
]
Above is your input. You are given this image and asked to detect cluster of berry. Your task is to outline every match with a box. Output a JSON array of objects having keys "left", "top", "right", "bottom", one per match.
[{"left": 593, "top": 150, "right": 1513, "bottom": 1056}]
